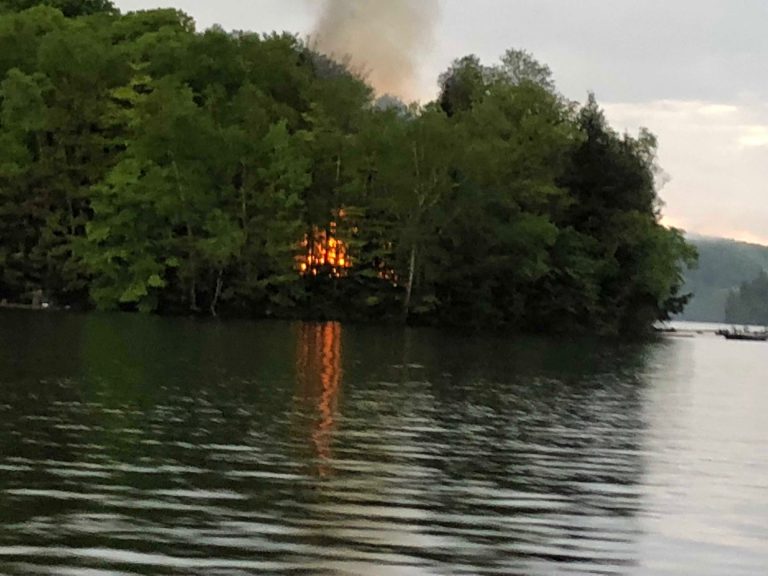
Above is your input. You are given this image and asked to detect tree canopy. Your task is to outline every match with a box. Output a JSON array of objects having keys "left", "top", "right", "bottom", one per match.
[
  {"left": 0, "top": 3, "right": 696, "bottom": 335},
  {"left": 0, "top": 0, "right": 115, "bottom": 17}
]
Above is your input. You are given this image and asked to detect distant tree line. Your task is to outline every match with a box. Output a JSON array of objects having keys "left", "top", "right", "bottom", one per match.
[
  {"left": 0, "top": 1, "right": 696, "bottom": 334},
  {"left": 725, "top": 271, "right": 768, "bottom": 325},
  {"left": 677, "top": 237, "right": 768, "bottom": 323}
]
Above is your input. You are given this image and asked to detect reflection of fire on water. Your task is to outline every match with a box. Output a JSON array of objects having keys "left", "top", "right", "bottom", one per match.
[{"left": 296, "top": 322, "right": 343, "bottom": 476}]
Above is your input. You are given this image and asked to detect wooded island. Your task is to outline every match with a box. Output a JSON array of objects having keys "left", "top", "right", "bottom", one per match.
[{"left": 0, "top": 1, "right": 696, "bottom": 334}]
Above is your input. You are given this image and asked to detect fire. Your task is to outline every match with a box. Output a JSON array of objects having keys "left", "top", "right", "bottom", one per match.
[
  {"left": 296, "top": 210, "right": 398, "bottom": 284},
  {"left": 297, "top": 221, "right": 353, "bottom": 278}
]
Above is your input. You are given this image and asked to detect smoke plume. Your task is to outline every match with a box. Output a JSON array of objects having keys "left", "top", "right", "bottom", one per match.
[{"left": 313, "top": 0, "right": 439, "bottom": 102}]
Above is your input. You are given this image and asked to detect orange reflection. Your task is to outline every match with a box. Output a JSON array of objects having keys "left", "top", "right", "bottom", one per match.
[{"left": 296, "top": 322, "right": 343, "bottom": 476}]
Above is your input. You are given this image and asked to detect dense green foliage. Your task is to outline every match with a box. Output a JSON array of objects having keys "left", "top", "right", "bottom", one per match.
[
  {"left": 679, "top": 237, "right": 768, "bottom": 322},
  {"left": 0, "top": 2, "right": 695, "bottom": 334}
]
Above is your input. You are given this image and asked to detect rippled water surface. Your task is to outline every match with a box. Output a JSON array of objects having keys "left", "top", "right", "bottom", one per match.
[{"left": 0, "top": 312, "right": 766, "bottom": 575}]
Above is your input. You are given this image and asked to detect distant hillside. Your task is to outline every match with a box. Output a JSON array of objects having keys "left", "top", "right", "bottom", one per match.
[{"left": 679, "top": 236, "right": 768, "bottom": 322}]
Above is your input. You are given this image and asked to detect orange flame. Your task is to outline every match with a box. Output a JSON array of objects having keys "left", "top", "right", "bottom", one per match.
[{"left": 297, "top": 221, "right": 353, "bottom": 278}]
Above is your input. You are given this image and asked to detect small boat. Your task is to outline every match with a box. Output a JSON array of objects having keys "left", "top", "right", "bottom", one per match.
[
  {"left": 723, "top": 333, "right": 768, "bottom": 342},
  {"left": 719, "top": 328, "right": 768, "bottom": 342}
]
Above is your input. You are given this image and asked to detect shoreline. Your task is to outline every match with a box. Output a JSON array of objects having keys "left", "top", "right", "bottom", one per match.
[{"left": 0, "top": 302, "right": 54, "bottom": 312}]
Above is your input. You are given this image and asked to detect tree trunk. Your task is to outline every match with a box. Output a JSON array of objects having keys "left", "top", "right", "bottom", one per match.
[
  {"left": 186, "top": 222, "right": 199, "bottom": 312},
  {"left": 172, "top": 158, "right": 200, "bottom": 313},
  {"left": 403, "top": 245, "right": 417, "bottom": 322},
  {"left": 239, "top": 162, "right": 248, "bottom": 229},
  {"left": 210, "top": 269, "right": 223, "bottom": 318},
  {"left": 66, "top": 197, "right": 76, "bottom": 236},
  {"left": 189, "top": 276, "right": 198, "bottom": 312}
]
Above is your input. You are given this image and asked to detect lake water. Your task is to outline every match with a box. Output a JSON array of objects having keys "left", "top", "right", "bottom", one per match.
[{"left": 0, "top": 311, "right": 766, "bottom": 575}]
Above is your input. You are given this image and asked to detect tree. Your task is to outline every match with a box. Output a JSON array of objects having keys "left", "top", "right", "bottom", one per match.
[
  {"left": 438, "top": 55, "right": 488, "bottom": 117},
  {"left": 0, "top": 4, "right": 697, "bottom": 333},
  {"left": 388, "top": 105, "right": 456, "bottom": 319},
  {"left": 81, "top": 79, "right": 232, "bottom": 312},
  {"left": 496, "top": 48, "right": 556, "bottom": 91},
  {"left": 559, "top": 94, "right": 696, "bottom": 333},
  {"left": 0, "top": 68, "right": 49, "bottom": 299},
  {"left": 433, "top": 78, "right": 573, "bottom": 328},
  {"left": 0, "top": 0, "right": 116, "bottom": 18}
]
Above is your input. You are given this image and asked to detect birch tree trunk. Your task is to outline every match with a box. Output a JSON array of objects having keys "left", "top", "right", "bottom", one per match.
[
  {"left": 210, "top": 269, "right": 223, "bottom": 317},
  {"left": 403, "top": 245, "right": 417, "bottom": 321}
]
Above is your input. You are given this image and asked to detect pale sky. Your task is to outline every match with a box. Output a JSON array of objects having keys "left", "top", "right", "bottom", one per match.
[{"left": 116, "top": 0, "right": 768, "bottom": 245}]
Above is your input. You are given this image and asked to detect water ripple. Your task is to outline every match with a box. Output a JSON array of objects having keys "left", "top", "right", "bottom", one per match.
[{"left": 0, "top": 318, "right": 766, "bottom": 575}]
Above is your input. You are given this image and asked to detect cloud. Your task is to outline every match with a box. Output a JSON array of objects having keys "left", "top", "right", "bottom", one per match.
[
  {"left": 116, "top": 0, "right": 320, "bottom": 35},
  {"left": 738, "top": 126, "right": 768, "bottom": 148},
  {"left": 699, "top": 104, "right": 740, "bottom": 117},
  {"left": 604, "top": 99, "right": 768, "bottom": 244},
  {"left": 430, "top": 0, "right": 768, "bottom": 103}
]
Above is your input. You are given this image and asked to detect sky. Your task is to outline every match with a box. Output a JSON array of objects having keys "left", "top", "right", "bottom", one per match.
[{"left": 115, "top": 0, "right": 768, "bottom": 245}]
